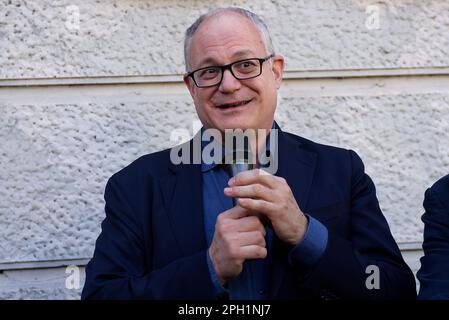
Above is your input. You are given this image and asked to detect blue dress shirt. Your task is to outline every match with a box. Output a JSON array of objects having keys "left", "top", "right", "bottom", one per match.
[{"left": 201, "top": 124, "right": 328, "bottom": 299}]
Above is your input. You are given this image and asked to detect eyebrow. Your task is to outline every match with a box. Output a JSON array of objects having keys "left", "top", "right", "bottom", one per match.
[{"left": 196, "top": 50, "right": 257, "bottom": 68}]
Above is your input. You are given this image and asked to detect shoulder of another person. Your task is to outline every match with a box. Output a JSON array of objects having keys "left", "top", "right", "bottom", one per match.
[
  {"left": 431, "top": 174, "right": 449, "bottom": 191},
  {"left": 427, "top": 174, "right": 449, "bottom": 204}
]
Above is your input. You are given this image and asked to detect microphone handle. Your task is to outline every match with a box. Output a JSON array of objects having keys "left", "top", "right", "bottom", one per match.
[{"left": 227, "top": 163, "right": 254, "bottom": 206}]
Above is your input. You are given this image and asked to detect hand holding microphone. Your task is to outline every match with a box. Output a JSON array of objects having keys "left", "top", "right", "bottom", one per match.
[
  {"left": 208, "top": 205, "right": 267, "bottom": 285},
  {"left": 208, "top": 142, "right": 267, "bottom": 285},
  {"left": 209, "top": 136, "right": 309, "bottom": 284}
]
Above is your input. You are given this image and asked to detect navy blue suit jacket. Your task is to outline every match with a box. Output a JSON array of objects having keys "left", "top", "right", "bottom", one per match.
[
  {"left": 417, "top": 174, "right": 449, "bottom": 299},
  {"left": 82, "top": 128, "right": 416, "bottom": 299}
]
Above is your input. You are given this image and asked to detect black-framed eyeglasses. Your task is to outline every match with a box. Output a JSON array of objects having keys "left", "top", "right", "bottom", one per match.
[{"left": 187, "top": 54, "right": 275, "bottom": 88}]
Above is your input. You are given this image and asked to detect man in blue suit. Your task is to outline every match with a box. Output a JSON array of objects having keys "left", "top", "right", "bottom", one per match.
[
  {"left": 82, "top": 7, "right": 416, "bottom": 300},
  {"left": 418, "top": 174, "right": 449, "bottom": 299}
]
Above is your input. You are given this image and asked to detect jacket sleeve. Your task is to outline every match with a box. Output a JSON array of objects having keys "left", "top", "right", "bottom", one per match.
[
  {"left": 81, "top": 176, "right": 219, "bottom": 300},
  {"left": 294, "top": 150, "right": 417, "bottom": 299},
  {"left": 417, "top": 176, "right": 449, "bottom": 299}
]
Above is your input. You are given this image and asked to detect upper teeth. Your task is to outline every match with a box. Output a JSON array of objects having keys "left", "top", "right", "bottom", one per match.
[{"left": 223, "top": 101, "right": 247, "bottom": 108}]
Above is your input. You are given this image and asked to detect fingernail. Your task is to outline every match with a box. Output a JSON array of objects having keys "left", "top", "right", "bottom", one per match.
[
  {"left": 237, "top": 198, "right": 247, "bottom": 206},
  {"left": 228, "top": 177, "right": 235, "bottom": 186},
  {"left": 224, "top": 187, "right": 232, "bottom": 193}
]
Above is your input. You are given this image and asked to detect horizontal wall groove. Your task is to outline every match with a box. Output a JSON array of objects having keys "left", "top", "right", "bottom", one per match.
[
  {"left": 1, "top": 67, "right": 449, "bottom": 88},
  {"left": 0, "top": 259, "right": 90, "bottom": 272}
]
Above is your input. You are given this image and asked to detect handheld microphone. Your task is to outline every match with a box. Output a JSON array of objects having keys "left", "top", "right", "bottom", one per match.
[
  {"left": 224, "top": 143, "right": 256, "bottom": 206},
  {"left": 224, "top": 141, "right": 272, "bottom": 228}
]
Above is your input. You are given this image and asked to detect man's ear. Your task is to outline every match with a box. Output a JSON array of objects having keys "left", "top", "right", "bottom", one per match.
[
  {"left": 183, "top": 74, "right": 196, "bottom": 98},
  {"left": 271, "top": 55, "right": 285, "bottom": 89}
]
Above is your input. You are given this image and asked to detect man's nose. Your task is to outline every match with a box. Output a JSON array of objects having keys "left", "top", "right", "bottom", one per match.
[{"left": 218, "top": 69, "right": 241, "bottom": 93}]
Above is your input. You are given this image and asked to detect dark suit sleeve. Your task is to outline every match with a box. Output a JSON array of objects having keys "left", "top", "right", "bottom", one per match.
[
  {"left": 81, "top": 176, "right": 218, "bottom": 300},
  {"left": 417, "top": 176, "right": 449, "bottom": 299},
  {"left": 297, "top": 150, "right": 417, "bottom": 299}
]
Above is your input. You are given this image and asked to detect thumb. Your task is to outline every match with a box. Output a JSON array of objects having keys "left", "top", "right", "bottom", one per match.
[{"left": 222, "top": 204, "right": 251, "bottom": 220}]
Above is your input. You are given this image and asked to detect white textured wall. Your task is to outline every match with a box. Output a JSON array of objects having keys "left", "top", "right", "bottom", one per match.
[
  {"left": 1, "top": 0, "right": 449, "bottom": 77},
  {"left": 1, "top": 0, "right": 448, "bottom": 299}
]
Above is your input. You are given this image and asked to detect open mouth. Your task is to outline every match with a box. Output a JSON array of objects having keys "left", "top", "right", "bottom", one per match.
[{"left": 217, "top": 99, "right": 252, "bottom": 109}]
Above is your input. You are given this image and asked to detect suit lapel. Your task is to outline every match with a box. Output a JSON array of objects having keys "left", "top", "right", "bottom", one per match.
[
  {"left": 160, "top": 138, "right": 207, "bottom": 257},
  {"left": 276, "top": 132, "right": 317, "bottom": 211},
  {"left": 269, "top": 127, "right": 317, "bottom": 298}
]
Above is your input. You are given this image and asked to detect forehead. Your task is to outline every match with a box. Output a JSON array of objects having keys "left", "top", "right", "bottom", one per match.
[{"left": 189, "top": 13, "right": 267, "bottom": 68}]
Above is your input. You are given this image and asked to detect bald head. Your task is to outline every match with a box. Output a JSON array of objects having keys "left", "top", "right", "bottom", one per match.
[{"left": 184, "top": 7, "right": 275, "bottom": 71}]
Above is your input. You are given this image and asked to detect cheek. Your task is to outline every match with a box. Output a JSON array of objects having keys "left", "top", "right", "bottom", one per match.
[
  {"left": 193, "top": 91, "right": 214, "bottom": 116},
  {"left": 254, "top": 75, "right": 274, "bottom": 96},
  {"left": 193, "top": 91, "right": 209, "bottom": 107},
  {"left": 254, "top": 82, "right": 276, "bottom": 106}
]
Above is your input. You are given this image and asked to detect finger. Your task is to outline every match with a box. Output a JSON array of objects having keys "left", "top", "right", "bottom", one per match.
[
  {"left": 237, "top": 231, "right": 266, "bottom": 247},
  {"left": 220, "top": 204, "right": 251, "bottom": 220},
  {"left": 229, "top": 168, "right": 282, "bottom": 189},
  {"left": 236, "top": 216, "right": 266, "bottom": 235},
  {"left": 224, "top": 183, "right": 274, "bottom": 202},
  {"left": 237, "top": 198, "right": 276, "bottom": 219},
  {"left": 239, "top": 245, "right": 267, "bottom": 260}
]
